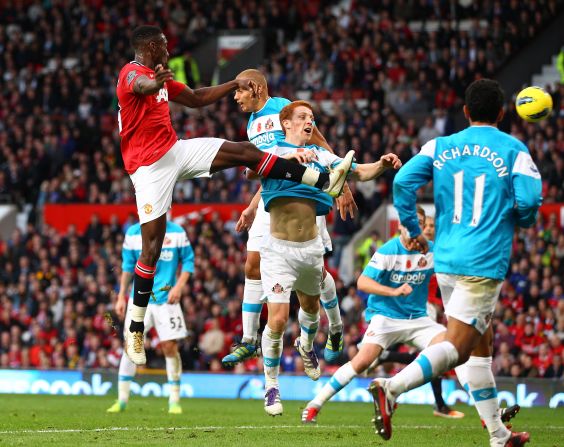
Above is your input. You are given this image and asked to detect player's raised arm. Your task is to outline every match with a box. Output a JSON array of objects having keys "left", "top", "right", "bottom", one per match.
[
  {"left": 133, "top": 64, "right": 174, "bottom": 95},
  {"left": 511, "top": 150, "right": 543, "bottom": 228},
  {"left": 393, "top": 140, "right": 435, "bottom": 241},
  {"left": 351, "top": 153, "right": 402, "bottom": 181},
  {"left": 171, "top": 78, "right": 258, "bottom": 108}
]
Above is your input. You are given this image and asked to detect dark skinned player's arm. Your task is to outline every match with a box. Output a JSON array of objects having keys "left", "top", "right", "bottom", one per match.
[
  {"left": 133, "top": 75, "right": 168, "bottom": 96},
  {"left": 171, "top": 82, "right": 240, "bottom": 108}
]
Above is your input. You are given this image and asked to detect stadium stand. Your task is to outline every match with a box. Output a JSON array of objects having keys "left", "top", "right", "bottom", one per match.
[{"left": 0, "top": 1, "right": 562, "bottom": 379}]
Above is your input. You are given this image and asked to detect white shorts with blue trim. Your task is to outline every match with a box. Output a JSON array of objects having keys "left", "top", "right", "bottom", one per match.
[
  {"left": 260, "top": 234, "right": 325, "bottom": 303},
  {"left": 130, "top": 138, "right": 224, "bottom": 224},
  {"left": 124, "top": 301, "right": 188, "bottom": 342},
  {"left": 437, "top": 273, "right": 501, "bottom": 335},
  {"left": 361, "top": 314, "right": 446, "bottom": 350}
]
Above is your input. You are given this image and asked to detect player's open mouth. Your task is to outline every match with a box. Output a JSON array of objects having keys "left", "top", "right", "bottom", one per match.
[{"left": 304, "top": 127, "right": 312, "bottom": 134}]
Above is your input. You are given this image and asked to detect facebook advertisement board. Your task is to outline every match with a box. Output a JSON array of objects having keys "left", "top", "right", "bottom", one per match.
[{"left": 0, "top": 369, "right": 562, "bottom": 408}]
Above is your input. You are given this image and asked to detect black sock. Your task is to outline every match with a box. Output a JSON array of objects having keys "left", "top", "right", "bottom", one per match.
[
  {"left": 380, "top": 351, "right": 417, "bottom": 364},
  {"left": 254, "top": 153, "right": 329, "bottom": 189},
  {"left": 128, "top": 262, "right": 156, "bottom": 333},
  {"left": 431, "top": 377, "right": 446, "bottom": 407}
]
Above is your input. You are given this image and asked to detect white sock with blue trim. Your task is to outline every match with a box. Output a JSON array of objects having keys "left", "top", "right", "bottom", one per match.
[
  {"left": 310, "top": 362, "right": 356, "bottom": 408},
  {"left": 118, "top": 353, "right": 137, "bottom": 403},
  {"left": 166, "top": 352, "right": 182, "bottom": 404},
  {"left": 388, "top": 341, "right": 459, "bottom": 396},
  {"left": 262, "top": 325, "right": 283, "bottom": 389},
  {"left": 320, "top": 272, "right": 343, "bottom": 334},
  {"left": 298, "top": 308, "right": 319, "bottom": 351},
  {"left": 242, "top": 278, "right": 263, "bottom": 344},
  {"left": 465, "top": 356, "right": 509, "bottom": 441}
]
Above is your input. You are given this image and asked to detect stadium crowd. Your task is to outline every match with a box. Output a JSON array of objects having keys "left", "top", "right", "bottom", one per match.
[{"left": 0, "top": 0, "right": 563, "bottom": 380}]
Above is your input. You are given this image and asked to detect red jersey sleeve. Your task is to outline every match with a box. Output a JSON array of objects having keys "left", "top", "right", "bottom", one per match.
[
  {"left": 122, "top": 67, "right": 144, "bottom": 93},
  {"left": 166, "top": 80, "right": 186, "bottom": 100}
]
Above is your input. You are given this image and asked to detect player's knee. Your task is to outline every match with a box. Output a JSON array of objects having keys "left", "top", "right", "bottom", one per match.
[
  {"left": 268, "top": 315, "right": 288, "bottom": 333},
  {"left": 245, "top": 259, "right": 261, "bottom": 280},
  {"left": 140, "top": 241, "right": 162, "bottom": 265},
  {"left": 161, "top": 341, "right": 177, "bottom": 357}
]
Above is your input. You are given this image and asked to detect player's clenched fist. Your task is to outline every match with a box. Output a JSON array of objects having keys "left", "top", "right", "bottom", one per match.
[
  {"left": 154, "top": 64, "right": 174, "bottom": 87},
  {"left": 380, "top": 153, "right": 402, "bottom": 170},
  {"left": 394, "top": 283, "right": 413, "bottom": 296}
]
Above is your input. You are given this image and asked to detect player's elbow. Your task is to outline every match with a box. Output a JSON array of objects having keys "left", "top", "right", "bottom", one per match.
[{"left": 357, "top": 275, "right": 369, "bottom": 293}]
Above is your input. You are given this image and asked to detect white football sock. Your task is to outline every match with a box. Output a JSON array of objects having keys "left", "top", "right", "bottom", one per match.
[
  {"left": 117, "top": 353, "right": 137, "bottom": 402},
  {"left": 465, "top": 356, "right": 509, "bottom": 442},
  {"left": 298, "top": 308, "right": 319, "bottom": 351},
  {"left": 310, "top": 362, "right": 356, "bottom": 408},
  {"left": 242, "top": 278, "right": 263, "bottom": 344},
  {"left": 388, "top": 341, "right": 459, "bottom": 396},
  {"left": 320, "top": 272, "right": 343, "bottom": 334},
  {"left": 166, "top": 352, "right": 182, "bottom": 404},
  {"left": 262, "top": 325, "right": 283, "bottom": 389}
]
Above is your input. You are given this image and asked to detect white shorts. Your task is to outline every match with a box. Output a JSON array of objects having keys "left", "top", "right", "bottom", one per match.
[
  {"left": 247, "top": 200, "right": 332, "bottom": 253},
  {"left": 247, "top": 199, "right": 270, "bottom": 252},
  {"left": 260, "top": 234, "right": 325, "bottom": 303},
  {"left": 437, "top": 273, "right": 502, "bottom": 335},
  {"left": 361, "top": 315, "right": 446, "bottom": 350},
  {"left": 124, "top": 301, "right": 188, "bottom": 342},
  {"left": 130, "top": 138, "right": 224, "bottom": 224}
]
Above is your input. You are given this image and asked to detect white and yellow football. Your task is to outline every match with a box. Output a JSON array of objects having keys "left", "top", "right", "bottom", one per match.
[{"left": 515, "top": 86, "right": 553, "bottom": 123}]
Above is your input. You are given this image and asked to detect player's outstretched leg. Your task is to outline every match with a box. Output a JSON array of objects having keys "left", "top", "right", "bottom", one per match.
[
  {"left": 211, "top": 142, "right": 354, "bottom": 198},
  {"left": 107, "top": 353, "right": 137, "bottom": 412},
  {"left": 320, "top": 272, "right": 344, "bottom": 364},
  {"left": 303, "top": 362, "right": 357, "bottom": 424}
]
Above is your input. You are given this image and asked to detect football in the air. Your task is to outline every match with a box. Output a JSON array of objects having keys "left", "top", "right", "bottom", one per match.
[{"left": 515, "top": 86, "right": 553, "bottom": 123}]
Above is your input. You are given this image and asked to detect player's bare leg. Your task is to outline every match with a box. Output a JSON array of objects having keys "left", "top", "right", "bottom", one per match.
[
  {"left": 210, "top": 141, "right": 353, "bottom": 197},
  {"left": 262, "top": 302, "right": 288, "bottom": 416},
  {"left": 303, "top": 343, "right": 381, "bottom": 424},
  {"left": 222, "top": 251, "right": 262, "bottom": 367},
  {"left": 125, "top": 214, "right": 166, "bottom": 365}
]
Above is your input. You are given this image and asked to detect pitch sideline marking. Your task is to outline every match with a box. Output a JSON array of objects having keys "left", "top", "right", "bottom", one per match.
[{"left": 0, "top": 425, "right": 563, "bottom": 435}]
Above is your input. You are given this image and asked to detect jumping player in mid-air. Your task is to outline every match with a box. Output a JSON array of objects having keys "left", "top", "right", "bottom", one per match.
[
  {"left": 116, "top": 26, "right": 351, "bottom": 365},
  {"left": 222, "top": 69, "right": 357, "bottom": 368},
  {"left": 257, "top": 100, "right": 400, "bottom": 416}
]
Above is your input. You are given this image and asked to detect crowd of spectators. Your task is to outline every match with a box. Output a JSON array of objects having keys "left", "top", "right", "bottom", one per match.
[{"left": 0, "top": 1, "right": 562, "bottom": 380}]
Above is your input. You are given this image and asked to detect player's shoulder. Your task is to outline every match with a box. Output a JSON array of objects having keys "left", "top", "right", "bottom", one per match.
[
  {"left": 377, "top": 237, "right": 400, "bottom": 255},
  {"left": 262, "top": 96, "right": 291, "bottom": 114},
  {"left": 272, "top": 96, "right": 291, "bottom": 107}
]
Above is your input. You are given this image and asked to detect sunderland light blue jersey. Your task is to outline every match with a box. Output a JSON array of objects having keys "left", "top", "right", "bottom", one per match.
[
  {"left": 261, "top": 141, "right": 356, "bottom": 216},
  {"left": 122, "top": 222, "right": 194, "bottom": 305},
  {"left": 393, "top": 126, "right": 542, "bottom": 280},
  {"left": 363, "top": 237, "right": 434, "bottom": 321},
  {"left": 247, "top": 97, "right": 291, "bottom": 150}
]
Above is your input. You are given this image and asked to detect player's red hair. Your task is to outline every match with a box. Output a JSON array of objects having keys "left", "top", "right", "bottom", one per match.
[{"left": 279, "top": 100, "right": 314, "bottom": 134}]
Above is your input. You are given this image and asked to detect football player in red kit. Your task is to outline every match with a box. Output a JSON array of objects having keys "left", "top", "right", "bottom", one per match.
[{"left": 116, "top": 25, "right": 353, "bottom": 365}]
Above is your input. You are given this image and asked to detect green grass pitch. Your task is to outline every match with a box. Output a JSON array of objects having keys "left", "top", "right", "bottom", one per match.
[{"left": 0, "top": 395, "right": 562, "bottom": 446}]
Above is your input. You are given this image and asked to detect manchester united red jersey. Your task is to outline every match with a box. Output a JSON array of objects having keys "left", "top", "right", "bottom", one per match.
[{"left": 116, "top": 61, "right": 185, "bottom": 174}]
